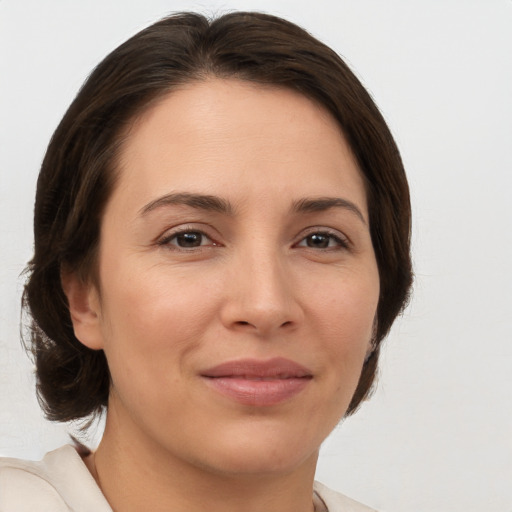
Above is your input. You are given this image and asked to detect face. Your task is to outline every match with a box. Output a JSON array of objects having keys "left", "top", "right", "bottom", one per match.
[{"left": 73, "top": 79, "right": 379, "bottom": 476}]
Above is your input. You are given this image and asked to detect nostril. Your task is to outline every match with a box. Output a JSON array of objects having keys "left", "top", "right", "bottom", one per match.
[{"left": 234, "top": 320, "right": 293, "bottom": 329}]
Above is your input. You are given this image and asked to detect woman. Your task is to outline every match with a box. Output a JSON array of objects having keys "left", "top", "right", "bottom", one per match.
[{"left": 0, "top": 12, "right": 411, "bottom": 512}]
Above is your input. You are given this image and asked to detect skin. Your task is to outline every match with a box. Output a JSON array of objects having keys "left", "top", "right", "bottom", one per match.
[{"left": 64, "top": 79, "right": 380, "bottom": 512}]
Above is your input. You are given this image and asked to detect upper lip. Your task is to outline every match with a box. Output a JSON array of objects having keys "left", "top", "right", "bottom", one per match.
[{"left": 201, "top": 357, "right": 313, "bottom": 379}]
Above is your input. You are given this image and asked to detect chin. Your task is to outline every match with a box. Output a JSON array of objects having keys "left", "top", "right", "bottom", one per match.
[
  {"left": 186, "top": 423, "right": 322, "bottom": 478},
  {"left": 199, "top": 447, "right": 317, "bottom": 478}
]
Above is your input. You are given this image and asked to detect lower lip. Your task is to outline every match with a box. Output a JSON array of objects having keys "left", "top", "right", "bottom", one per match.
[{"left": 203, "top": 377, "right": 311, "bottom": 406}]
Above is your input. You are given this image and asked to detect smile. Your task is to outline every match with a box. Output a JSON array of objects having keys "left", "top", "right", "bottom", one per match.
[{"left": 200, "top": 358, "right": 313, "bottom": 406}]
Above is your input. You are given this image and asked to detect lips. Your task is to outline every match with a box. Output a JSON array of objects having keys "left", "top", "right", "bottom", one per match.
[{"left": 200, "top": 358, "right": 313, "bottom": 406}]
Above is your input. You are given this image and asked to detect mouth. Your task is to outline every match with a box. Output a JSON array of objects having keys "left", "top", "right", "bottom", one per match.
[{"left": 200, "top": 358, "right": 313, "bottom": 406}]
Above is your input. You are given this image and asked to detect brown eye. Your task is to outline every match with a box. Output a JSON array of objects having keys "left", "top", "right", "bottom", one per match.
[
  {"left": 159, "top": 230, "right": 214, "bottom": 249},
  {"left": 296, "top": 231, "right": 348, "bottom": 250},
  {"left": 175, "top": 232, "right": 204, "bottom": 247},
  {"left": 306, "top": 233, "right": 330, "bottom": 248}
]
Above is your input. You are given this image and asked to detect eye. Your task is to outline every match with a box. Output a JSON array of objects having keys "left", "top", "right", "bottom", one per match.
[
  {"left": 296, "top": 231, "right": 348, "bottom": 250},
  {"left": 159, "top": 230, "right": 215, "bottom": 249}
]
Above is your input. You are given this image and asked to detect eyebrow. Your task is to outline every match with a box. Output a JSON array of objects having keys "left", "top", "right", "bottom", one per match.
[
  {"left": 292, "top": 197, "right": 367, "bottom": 224},
  {"left": 139, "top": 192, "right": 234, "bottom": 216},
  {"left": 139, "top": 192, "right": 366, "bottom": 224}
]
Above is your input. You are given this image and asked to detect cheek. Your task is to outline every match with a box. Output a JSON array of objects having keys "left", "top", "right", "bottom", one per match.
[
  {"left": 308, "top": 266, "right": 379, "bottom": 337},
  {"left": 96, "top": 275, "right": 215, "bottom": 415},
  {"left": 307, "top": 269, "right": 379, "bottom": 379},
  {"left": 97, "top": 263, "right": 221, "bottom": 379}
]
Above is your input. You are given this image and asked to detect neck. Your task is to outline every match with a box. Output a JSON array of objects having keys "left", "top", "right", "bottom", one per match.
[{"left": 88, "top": 409, "right": 319, "bottom": 512}]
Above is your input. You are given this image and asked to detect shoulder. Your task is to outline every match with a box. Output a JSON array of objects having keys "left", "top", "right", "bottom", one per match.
[
  {"left": 0, "top": 445, "right": 112, "bottom": 512},
  {"left": 314, "top": 481, "right": 378, "bottom": 512},
  {"left": 0, "top": 447, "right": 72, "bottom": 511}
]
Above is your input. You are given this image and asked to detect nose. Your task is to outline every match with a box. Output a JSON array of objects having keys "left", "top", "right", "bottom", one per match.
[{"left": 220, "top": 248, "right": 303, "bottom": 337}]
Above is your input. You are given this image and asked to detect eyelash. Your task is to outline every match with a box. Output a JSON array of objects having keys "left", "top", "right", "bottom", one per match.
[
  {"left": 157, "top": 226, "right": 350, "bottom": 253},
  {"left": 157, "top": 228, "right": 216, "bottom": 250},
  {"left": 294, "top": 229, "right": 350, "bottom": 250}
]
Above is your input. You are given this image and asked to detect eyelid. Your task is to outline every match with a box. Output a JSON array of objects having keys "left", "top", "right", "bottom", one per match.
[
  {"left": 294, "top": 226, "right": 351, "bottom": 249},
  {"left": 156, "top": 224, "right": 220, "bottom": 249}
]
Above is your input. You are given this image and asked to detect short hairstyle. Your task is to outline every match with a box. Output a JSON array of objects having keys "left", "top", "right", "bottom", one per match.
[{"left": 23, "top": 11, "right": 412, "bottom": 423}]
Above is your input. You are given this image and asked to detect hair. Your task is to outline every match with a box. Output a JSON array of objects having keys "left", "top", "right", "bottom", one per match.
[{"left": 23, "top": 11, "right": 412, "bottom": 423}]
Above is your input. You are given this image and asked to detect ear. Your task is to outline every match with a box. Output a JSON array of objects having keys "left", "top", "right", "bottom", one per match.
[{"left": 61, "top": 269, "right": 104, "bottom": 350}]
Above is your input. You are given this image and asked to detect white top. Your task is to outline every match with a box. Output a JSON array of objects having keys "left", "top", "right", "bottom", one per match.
[{"left": 0, "top": 445, "right": 377, "bottom": 512}]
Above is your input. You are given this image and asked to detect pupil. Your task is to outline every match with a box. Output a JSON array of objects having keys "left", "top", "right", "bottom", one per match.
[
  {"left": 177, "top": 232, "right": 201, "bottom": 247},
  {"left": 308, "top": 234, "right": 329, "bottom": 248}
]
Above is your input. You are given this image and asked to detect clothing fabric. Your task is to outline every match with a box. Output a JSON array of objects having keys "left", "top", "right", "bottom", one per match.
[{"left": 0, "top": 445, "right": 377, "bottom": 511}]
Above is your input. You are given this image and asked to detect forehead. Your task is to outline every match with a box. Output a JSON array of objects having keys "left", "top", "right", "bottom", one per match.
[{"left": 111, "top": 78, "right": 367, "bottom": 217}]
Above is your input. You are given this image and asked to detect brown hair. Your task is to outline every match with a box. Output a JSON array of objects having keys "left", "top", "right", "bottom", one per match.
[{"left": 23, "top": 11, "right": 412, "bottom": 423}]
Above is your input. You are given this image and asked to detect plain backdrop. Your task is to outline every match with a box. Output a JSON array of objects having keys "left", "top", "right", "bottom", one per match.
[{"left": 1, "top": 1, "right": 511, "bottom": 511}]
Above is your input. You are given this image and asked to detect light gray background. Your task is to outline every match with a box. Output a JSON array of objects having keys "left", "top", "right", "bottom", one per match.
[{"left": 1, "top": 1, "right": 511, "bottom": 511}]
